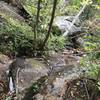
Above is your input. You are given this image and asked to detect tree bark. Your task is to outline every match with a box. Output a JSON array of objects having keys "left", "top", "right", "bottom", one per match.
[
  {"left": 42, "top": 0, "right": 58, "bottom": 50},
  {"left": 34, "top": 0, "right": 41, "bottom": 39}
]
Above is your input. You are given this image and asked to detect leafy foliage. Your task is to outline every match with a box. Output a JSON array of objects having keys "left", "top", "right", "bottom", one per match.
[
  {"left": 80, "top": 1, "right": 100, "bottom": 93},
  {"left": 0, "top": 0, "right": 99, "bottom": 56},
  {"left": 0, "top": 17, "right": 43, "bottom": 57},
  {"left": 47, "top": 36, "right": 66, "bottom": 51}
]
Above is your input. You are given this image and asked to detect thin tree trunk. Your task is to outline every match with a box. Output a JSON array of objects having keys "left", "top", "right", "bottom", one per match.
[
  {"left": 63, "top": 0, "right": 89, "bottom": 37},
  {"left": 34, "top": 0, "right": 41, "bottom": 39},
  {"left": 42, "top": 0, "right": 58, "bottom": 50}
]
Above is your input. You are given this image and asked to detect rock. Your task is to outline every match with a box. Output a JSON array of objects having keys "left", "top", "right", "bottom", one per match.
[
  {"left": 33, "top": 93, "right": 62, "bottom": 100},
  {"left": 54, "top": 16, "right": 82, "bottom": 35},
  {"left": 0, "top": 53, "right": 10, "bottom": 64},
  {"left": 3, "top": 0, "right": 22, "bottom": 8},
  {"left": 32, "top": 52, "right": 88, "bottom": 100},
  {"left": 0, "top": 1, "right": 24, "bottom": 21},
  {"left": 33, "top": 94, "right": 44, "bottom": 100},
  {"left": 32, "top": 66, "right": 85, "bottom": 100},
  {"left": 6, "top": 52, "right": 86, "bottom": 100},
  {"left": 1, "top": 0, "right": 32, "bottom": 19},
  {"left": 9, "top": 58, "right": 49, "bottom": 99},
  {"left": 0, "top": 53, "right": 12, "bottom": 75},
  {"left": 0, "top": 54, "right": 12, "bottom": 95},
  {"left": 31, "top": 53, "right": 81, "bottom": 100},
  {"left": 53, "top": 16, "right": 84, "bottom": 48}
]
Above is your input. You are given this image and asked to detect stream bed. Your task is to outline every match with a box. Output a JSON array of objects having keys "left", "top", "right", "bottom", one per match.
[{"left": 0, "top": 51, "right": 99, "bottom": 100}]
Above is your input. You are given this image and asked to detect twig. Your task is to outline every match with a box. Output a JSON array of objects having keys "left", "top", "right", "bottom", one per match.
[
  {"left": 83, "top": 79, "right": 90, "bottom": 100},
  {"left": 16, "top": 68, "right": 20, "bottom": 100}
]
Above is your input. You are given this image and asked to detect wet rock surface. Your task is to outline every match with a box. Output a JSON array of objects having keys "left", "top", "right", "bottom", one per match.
[
  {"left": 0, "top": 51, "right": 88, "bottom": 100},
  {"left": 0, "top": 54, "right": 12, "bottom": 98},
  {"left": 22, "top": 51, "right": 86, "bottom": 100}
]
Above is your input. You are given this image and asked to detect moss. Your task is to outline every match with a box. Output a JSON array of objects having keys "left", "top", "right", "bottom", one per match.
[{"left": 26, "top": 58, "right": 46, "bottom": 68}]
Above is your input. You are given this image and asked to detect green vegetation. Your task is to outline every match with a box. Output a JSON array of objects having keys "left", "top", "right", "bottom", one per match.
[{"left": 0, "top": 0, "right": 100, "bottom": 99}]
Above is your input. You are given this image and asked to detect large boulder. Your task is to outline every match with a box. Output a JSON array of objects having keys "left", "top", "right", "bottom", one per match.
[
  {"left": 54, "top": 16, "right": 82, "bottom": 35},
  {"left": 18, "top": 58, "right": 49, "bottom": 91},
  {"left": 7, "top": 51, "right": 81, "bottom": 99},
  {"left": 53, "top": 16, "right": 84, "bottom": 48},
  {"left": 0, "top": 1, "right": 24, "bottom": 21},
  {"left": 32, "top": 53, "right": 85, "bottom": 100},
  {"left": 8, "top": 58, "right": 49, "bottom": 99}
]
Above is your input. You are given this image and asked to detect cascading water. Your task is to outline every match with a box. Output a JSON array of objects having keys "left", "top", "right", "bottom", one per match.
[{"left": 9, "top": 76, "right": 14, "bottom": 92}]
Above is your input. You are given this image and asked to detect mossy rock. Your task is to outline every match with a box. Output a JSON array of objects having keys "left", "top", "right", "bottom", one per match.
[{"left": 17, "top": 58, "right": 49, "bottom": 96}]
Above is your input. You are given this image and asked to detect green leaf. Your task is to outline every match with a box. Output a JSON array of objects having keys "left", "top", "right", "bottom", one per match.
[{"left": 95, "top": 52, "right": 100, "bottom": 59}]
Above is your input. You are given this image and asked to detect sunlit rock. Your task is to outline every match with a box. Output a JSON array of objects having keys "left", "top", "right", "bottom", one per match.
[{"left": 54, "top": 16, "right": 82, "bottom": 35}]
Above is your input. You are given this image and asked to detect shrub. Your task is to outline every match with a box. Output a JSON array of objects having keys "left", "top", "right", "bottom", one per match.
[
  {"left": 0, "top": 18, "right": 43, "bottom": 57},
  {"left": 47, "top": 36, "right": 66, "bottom": 51}
]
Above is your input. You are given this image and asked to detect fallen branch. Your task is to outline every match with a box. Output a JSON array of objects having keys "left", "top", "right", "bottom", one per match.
[
  {"left": 16, "top": 68, "right": 20, "bottom": 100},
  {"left": 63, "top": 0, "right": 89, "bottom": 37}
]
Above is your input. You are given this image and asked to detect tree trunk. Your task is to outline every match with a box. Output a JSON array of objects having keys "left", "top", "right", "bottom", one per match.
[
  {"left": 34, "top": 0, "right": 41, "bottom": 39},
  {"left": 42, "top": 0, "right": 58, "bottom": 50}
]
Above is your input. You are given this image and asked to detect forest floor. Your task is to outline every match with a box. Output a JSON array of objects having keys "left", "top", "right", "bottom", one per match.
[{"left": 0, "top": 49, "right": 100, "bottom": 100}]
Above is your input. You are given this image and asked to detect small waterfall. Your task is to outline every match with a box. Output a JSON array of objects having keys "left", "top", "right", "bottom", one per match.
[{"left": 9, "top": 77, "right": 14, "bottom": 92}]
